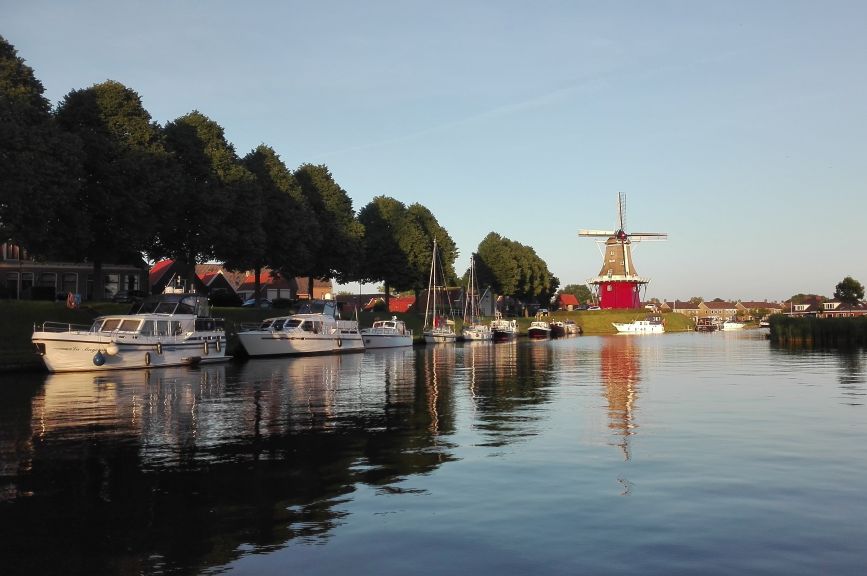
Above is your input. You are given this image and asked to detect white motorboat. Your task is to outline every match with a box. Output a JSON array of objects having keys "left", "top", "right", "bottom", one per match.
[
  {"left": 361, "top": 317, "right": 414, "bottom": 348},
  {"left": 527, "top": 321, "right": 552, "bottom": 339},
  {"left": 721, "top": 320, "right": 745, "bottom": 331},
  {"left": 423, "top": 239, "right": 457, "bottom": 344},
  {"left": 31, "top": 293, "right": 229, "bottom": 372},
  {"left": 612, "top": 314, "right": 665, "bottom": 334},
  {"left": 236, "top": 299, "right": 364, "bottom": 357}
]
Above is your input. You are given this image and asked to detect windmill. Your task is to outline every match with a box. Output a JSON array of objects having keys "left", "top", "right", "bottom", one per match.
[{"left": 578, "top": 193, "right": 667, "bottom": 309}]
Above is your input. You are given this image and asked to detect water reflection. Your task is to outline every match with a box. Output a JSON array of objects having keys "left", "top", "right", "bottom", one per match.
[
  {"left": 599, "top": 336, "right": 641, "bottom": 460},
  {"left": 836, "top": 351, "right": 866, "bottom": 405}
]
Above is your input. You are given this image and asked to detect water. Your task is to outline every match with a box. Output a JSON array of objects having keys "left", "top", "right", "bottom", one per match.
[{"left": 1, "top": 331, "right": 866, "bottom": 575}]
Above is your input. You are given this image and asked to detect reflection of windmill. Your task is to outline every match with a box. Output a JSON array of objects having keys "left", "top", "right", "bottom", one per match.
[{"left": 578, "top": 193, "right": 667, "bottom": 309}]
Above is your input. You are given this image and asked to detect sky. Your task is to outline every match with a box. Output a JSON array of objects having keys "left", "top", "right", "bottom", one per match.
[{"left": 4, "top": 1, "right": 866, "bottom": 302}]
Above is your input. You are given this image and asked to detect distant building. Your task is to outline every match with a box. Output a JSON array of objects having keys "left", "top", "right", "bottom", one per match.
[{"left": 1, "top": 242, "right": 146, "bottom": 301}]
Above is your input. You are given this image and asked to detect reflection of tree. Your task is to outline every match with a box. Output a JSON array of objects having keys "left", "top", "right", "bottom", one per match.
[
  {"left": 468, "top": 341, "right": 556, "bottom": 448},
  {"left": 837, "top": 351, "right": 865, "bottom": 405},
  {"left": 0, "top": 353, "right": 458, "bottom": 575},
  {"left": 599, "top": 336, "right": 641, "bottom": 460}
]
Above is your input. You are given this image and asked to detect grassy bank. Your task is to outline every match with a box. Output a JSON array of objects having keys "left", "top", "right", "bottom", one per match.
[{"left": 1, "top": 301, "right": 694, "bottom": 372}]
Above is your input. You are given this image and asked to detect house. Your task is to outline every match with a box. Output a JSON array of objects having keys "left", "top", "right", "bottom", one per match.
[
  {"left": 1, "top": 242, "right": 147, "bottom": 301},
  {"left": 700, "top": 300, "right": 740, "bottom": 321},
  {"left": 817, "top": 300, "right": 867, "bottom": 318},
  {"left": 558, "top": 293, "right": 580, "bottom": 311},
  {"left": 737, "top": 300, "right": 784, "bottom": 320},
  {"left": 659, "top": 300, "right": 702, "bottom": 319},
  {"left": 149, "top": 259, "right": 208, "bottom": 294},
  {"left": 235, "top": 270, "right": 332, "bottom": 302}
]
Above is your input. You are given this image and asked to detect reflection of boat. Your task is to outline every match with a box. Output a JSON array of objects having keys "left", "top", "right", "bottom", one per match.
[
  {"left": 612, "top": 315, "right": 665, "bottom": 334},
  {"left": 721, "top": 320, "right": 745, "bottom": 331},
  {"left": 550, "top": 320, "right": 581, "bottom": 337},
  {"left": 461, "top": 256, "right": 492, "bottom": 341},
  {"left": 237, "top": 299, "right": 364, "bottom": 357},
  {"left": 361, "top": 317, "right": 413, "bottom": 348},
  {"left": 423, "top": 239, "right": 457, "bottom": 344},
  {"left": 490, "top": 313, "right": 518, "bottom": 342},
  {"left": 32, "top": 293, "right": 229, "bottom": 372},
  {"left": 527, "top": 321, "right": 552, "bottom": 339}
]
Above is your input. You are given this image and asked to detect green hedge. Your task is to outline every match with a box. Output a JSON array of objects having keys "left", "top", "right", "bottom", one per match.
[{"left": 769, "top": 314, "right": 867, "bottom": 347}]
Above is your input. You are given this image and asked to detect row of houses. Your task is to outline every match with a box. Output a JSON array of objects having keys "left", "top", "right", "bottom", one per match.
[{"left": 0, "top": 243, "right": 331, "bottom": 302}]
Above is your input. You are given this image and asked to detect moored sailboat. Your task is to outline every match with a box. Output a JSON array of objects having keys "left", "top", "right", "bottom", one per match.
[{"left": 423, "top": 239, "right": 457, "bottom": 344}]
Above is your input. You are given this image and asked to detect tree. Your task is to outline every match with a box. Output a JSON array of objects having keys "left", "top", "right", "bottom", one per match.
[
  {"left": 54, "top": 80, "right": 168, "bottom": 299},
  {"left": 294, "top": 164, "right": 364, "bottom": 293},
  {"left": 233, "top": 145, "right": 318, "bottom": 303},
  {"left": 155, "top": 111, "right": 243, "bottom": 288},
  {"left": 358, "top": 196, "right": 419, "bottom": 309},
  {"left": 475, "top": 232, "right": 556, "bottom": 303},
  {"left": 405, "top": 203, "right": 458, "bottom": 288},
  {"left": 834, "top": 276, "right": 864, "bottom": 305},
  {"left": 0, "top": 35, "right": 83, "bottom": 259}
]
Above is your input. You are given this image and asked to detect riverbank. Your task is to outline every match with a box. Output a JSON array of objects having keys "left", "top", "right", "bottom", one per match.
[{"left": 1, "top": 300, "right": 694, "bottom": 372}]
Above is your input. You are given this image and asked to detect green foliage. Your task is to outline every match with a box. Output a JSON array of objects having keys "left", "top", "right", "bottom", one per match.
[
  {"left": 0, "top": 35, "right": 84, "bottom": 255},
  {"left": 833, "top": 276, "right": 864, "bottom": 305},
  {"left": 560, "top": 284, "right": 593, "bottom": 304},
  {"left": 476, "top": 232, "right": 556, "bottom": 301},
  {"left": 294, "top": 164, "right": 364, "bottom": 285},
  {"left": 770, "top": 314, "right": 867, "bottom": 347},
  {"left": 406, "top": 203, "right": 458, "bottom": 288}
]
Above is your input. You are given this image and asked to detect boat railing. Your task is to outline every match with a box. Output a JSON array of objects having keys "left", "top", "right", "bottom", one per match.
[{"left": 35, "top": 321, "right": 93, "bottom": 333}]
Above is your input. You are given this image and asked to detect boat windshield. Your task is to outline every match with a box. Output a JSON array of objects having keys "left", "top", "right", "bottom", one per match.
[
  {"left": 133, "top": 294, "right": 210, "bottom": 316},
  {"left": 295, "top": 300, "right": 339, "bottom": 319},
  {"left": 284, "top": 319, "right": 303, "bottom": 330}
]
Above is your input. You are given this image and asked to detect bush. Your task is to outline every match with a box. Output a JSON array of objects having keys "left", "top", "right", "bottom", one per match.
[
  {"left": 272, "top": 298, "right": 293, "bottom": 309},
  {"left": 209, "top": 290, "right": 242, "bottom": 307}
]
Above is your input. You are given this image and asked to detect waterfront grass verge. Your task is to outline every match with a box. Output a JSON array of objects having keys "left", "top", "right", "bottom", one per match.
[{"left": 770, "top": 314, "right": 867, "bottom": 347}]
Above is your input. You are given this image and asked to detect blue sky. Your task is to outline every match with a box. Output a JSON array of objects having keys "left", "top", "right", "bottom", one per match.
[{"left": 5, "top": 1, "right": 866, "bottom": 302}]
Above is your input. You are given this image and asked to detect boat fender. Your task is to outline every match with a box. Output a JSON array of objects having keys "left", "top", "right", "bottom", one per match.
[
  {"left": 145, "top": 352, "right": 151, "bottom": 366},
  {"left": 203, "top": 341, "right": 209, "bottom": 355},
  {"left": 106, "top": 342, "right": 119, "bottom": 356},
  {"left": 337, "top": 337, "right": 342, "bottom": 348},
  {"left": 216, "top": 338, "right": 221, "bottom": 352},
  {"left": 93, "top": 351, "right": 106, "bottom": 366},
  {"left": 156, "top": 342, "right": 162, "bottom": 355}
]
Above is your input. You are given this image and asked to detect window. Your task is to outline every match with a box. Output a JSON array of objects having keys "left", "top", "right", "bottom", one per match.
[
  {"left": 62, "top": 273, "right": 77, "bottom": 295},
  {"left": 5, "top": 273, "right": 18, "bottom": 299},
  {"left": 38, "top": 272, "right": 56, "bottom": 289},
  {"left": 101, "top": 319, "right": 122, "bottom": 332},
  {"left": 118, "top": 319, "right": 141, "bottom": 332}
]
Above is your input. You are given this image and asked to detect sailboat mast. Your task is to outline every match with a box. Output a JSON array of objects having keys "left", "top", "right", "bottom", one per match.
[{"left": 425, "top": 239, "right": 437, "bottom": 328}]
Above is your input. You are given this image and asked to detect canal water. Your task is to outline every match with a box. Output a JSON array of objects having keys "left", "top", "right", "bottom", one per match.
[{"left": 1, "top": 331, "right": 866, "bottom": 575}]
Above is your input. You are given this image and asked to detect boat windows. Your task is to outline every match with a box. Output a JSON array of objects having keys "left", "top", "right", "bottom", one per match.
[
  {"left": 284, "top": 319, "right": 302, "bottom": 330},
  {"left": 258, "top": 319, "right": 274, "bottom": 330},
  {"left": 140, "top": 321, "right": 154, "bottom": 336},
  {"left": 155, "top": 320, "right": 170, "bottom": 336},
  {"left": 118, "top": 319, "right": 141, "bottom": 332},
  {"left": 101, "top": 318, "right": 122, "bottom": 332},
  {"left": 271, "top": 319, "right": 286, "bottom": 331}
]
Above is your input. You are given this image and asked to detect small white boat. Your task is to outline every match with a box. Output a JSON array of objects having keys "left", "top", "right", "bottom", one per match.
[
  {"left": 551, "top": 320, "right": 581, "bottom": 337},
  {"left": 423, "top": 239, "right": 457, "bottom": 344},
  {"left": 237, "top": 299, "right": 364, "bottom": 357},
  {"left": 361, "top": 317, "right": 413, "bottom": 348},
  {"left": 32, "top": 293, "right": 229, "bottom": 372},
  {"left": 527, "top": 321, "right": 552, "bottom": 339},
  {"left": 721, "top": 320, "right": 745, "bottom": 331},
  {"left": 461, "top": 256, "right": 492, "bottom": 341},
  {"left": 612, "top": 314, "right": 665, "bottom": 334}
]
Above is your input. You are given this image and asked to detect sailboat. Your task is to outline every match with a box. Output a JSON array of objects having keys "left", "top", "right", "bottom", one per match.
[
  {"left": 423, "top": 239, "right": 457, "bottom": 344},
  {"left": 461, "top": 255, "right": 492, "bottom": 341}
]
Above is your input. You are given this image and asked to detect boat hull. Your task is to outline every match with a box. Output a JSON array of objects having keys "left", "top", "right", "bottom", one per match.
[
  {"left": 361, "top": 333, "right": 413, "bottom": 349},
  {"left": 424, "top": 329, "right": 457, "bottom": 344},
  {"left": 237, "top": 331, "right": 364, "bottom": 356},
  {"left": 612, "top": 322, "right": 664, "bottom": 334},
  {"left": 462, "top": 326, "right": 492, "bottom": 341},
  {"left": 32, "top": 331, "right": 228, "bottom": 372}
]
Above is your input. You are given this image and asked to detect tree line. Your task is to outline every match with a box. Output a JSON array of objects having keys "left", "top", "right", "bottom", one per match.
[{"left": 0, "top": 35, "right": 560, "bottom": 305}]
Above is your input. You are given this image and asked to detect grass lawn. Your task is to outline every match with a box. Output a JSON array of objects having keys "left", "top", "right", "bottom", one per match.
[{"left": 1, "top": 300, "right": 694, "bottom": 372}]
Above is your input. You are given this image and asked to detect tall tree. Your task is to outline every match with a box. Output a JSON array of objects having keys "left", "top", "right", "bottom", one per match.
[
  {"left": 234, "top": 145, "right": 318, "bottom": 302},
  {"left": 0, "top": 35, "right": 83, "bottom": 258},
  {"left": 406, "top": 203, "right": 458, "bottom": 290},
  {"left": 294, "top": 164, "right": 364, "bottom": 294},
  {"left": 358, "top": 196, "right": 431, "bottom": 306},
  {"left": 156, "top": 111, "right": 244, "bottom": 289},
  {"left": 834, "top": 276, "right": 864, "bottom": 305},
  {"left": 54, "top": 80, "right": 168, "bottom": 299}
]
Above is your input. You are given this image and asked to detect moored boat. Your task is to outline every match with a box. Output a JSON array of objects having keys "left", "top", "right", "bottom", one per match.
[
  {"left": 527, "top": 321, "right": 552, "bottom": 339},
  {"left": 720, "top": 320, "right": 745, "bottom": 331},
  {"left": 461, "top": 255, "right": 492, "bottom": 341},
  {"left": 550, "top": 319, "right": 581, "bottom": 337},
  {"left": 612, "top": 314, "right": 665, "bottom": 334},
  {"left": 236, "top": 299, "right": 364, "bottom": 357},
  {"left": 361, "top": 317, "right": 413, "bottom": 348},
  {"left": 31, "top": 293, "right": 229, "bottom": 372},
  {"left": 490, "top": 313, "right": 518, "bottom": 342},
  {"left": 423, "top": 239, "right": 457, "bottom": 344}
]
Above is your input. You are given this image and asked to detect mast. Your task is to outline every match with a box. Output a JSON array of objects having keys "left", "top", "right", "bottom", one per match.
[{"left": 424, "top": 239, "right": 437, "bottom": 329}]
